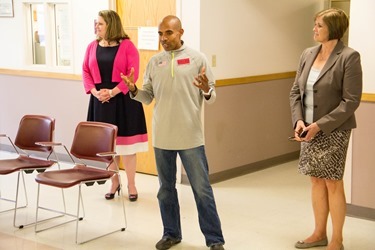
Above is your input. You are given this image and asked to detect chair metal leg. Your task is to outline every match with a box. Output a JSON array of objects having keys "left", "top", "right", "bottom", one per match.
[
  {"left": 13, "top": 171, "right": 28, "bottom": 228},
  {"left": 1, "top": 147, "right": 60, "bottom": 229},
  {"left": 52, "top": 152, "right": 69, "bottom": 217},
  {"left": 35, "top": 183, "right": 78, "bottom": 233},
  {"left": 75, "top": 178, "right": 127, "bottom": 244},
  {"left": 34, "top": 177, "right": 126, "bottom": 244},
  {"left": 119, "top": 175, "right": 127, "bottom": 229},
  {"left": 0, "top": 171, "right": 30, "bottom": 229},
  {"left": 1, "top": 169, "right": 65, "bottom": 229}
]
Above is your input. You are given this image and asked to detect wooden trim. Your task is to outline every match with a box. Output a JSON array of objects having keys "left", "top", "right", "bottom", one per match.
[
  {"left": 1, "top": 67, "right": 374, "bottom": 103},
  {"left": 0, "top": 68, "right": 81, "bottom": 81},
  {"left": 0, "top": 68, "right": 296, "bottom": 85},
  {"left": 216, "top": 71, "right": 296, "bottom": 87},
  {"left": 361, "top": 93, "right": 375, "bottom": 102},
  {"left": 216, "top": 71, "right": 375, "bottom": 103}
]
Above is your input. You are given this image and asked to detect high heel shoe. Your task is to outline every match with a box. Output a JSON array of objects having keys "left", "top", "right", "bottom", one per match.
[
  {"left": 129, "top": 193, "right": 138, "bottom": 202},
  {"left": 105, "top": 185, "right": 120, "bottom": 200},
  {"left": 128, "top": 186, "right": 138, "bottom": 202}
]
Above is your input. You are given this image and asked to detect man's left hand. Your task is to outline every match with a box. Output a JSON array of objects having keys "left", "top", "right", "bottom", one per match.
[{"left": 193, "top": 67, "right": 210, "bottom": 93}]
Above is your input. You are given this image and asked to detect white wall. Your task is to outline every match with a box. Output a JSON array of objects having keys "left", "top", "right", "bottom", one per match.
[
  {"left": 349, "top": 0, "right": 375, "bottom": 93},
  {"left": 200, "top": 0, "right": 325, "bottom": 79},
  {"left": 0, "top": 0, "right": 325, "bottom": 151},
  {"left": 0, "top": 0, "right": 108, "bottom": 74},
  {"left": 177, "top": 0, "right": 200, "bottom": 51},
  {"left": 9, "top": 0, "right": 374, "bottom": 155},
  {"left": 70, "top": 0, "right": 109, "bottom": 73},
  {"left": 343, "top": 0, "right": 375, "bottom": 205},
  {"left": 0, "top": 1, "right": 27, "bottom": 69},
  {"left": 0, "top": 0, "right": 325, "bottom": 148},
  {"left": 0, "top": 0, "right": 109, "bottom": 147},
  {"left": 0, "top": 75, "right": 88, "bottom": 152},
  {"left": 0, "top": 0, "right": 325, "bottom": 79},
  {"left": 3, "top": 1, "right": 370, "bottom": 86}
]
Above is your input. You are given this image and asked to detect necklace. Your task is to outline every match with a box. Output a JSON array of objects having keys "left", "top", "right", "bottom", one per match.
[
  {"left": 100, "top": 40, "right": 109, "bottom": 47},
  {"left": 100, "top": 40, "right": 118, "bottom": 47}
]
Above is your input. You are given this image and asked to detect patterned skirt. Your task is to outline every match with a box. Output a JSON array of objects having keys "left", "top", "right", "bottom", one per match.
[{"left": 298, "top": 130, "right": 351, "bottom": 180}]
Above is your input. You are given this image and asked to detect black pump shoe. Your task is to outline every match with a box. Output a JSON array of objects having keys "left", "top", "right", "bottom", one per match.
[
  {"left": 129, "top": 193, "right": 138, "bottom": 202},
  {"left": 128, "top": 186, "right": 138, "bottom": 202},
  {"left": 105, "top": 185, "right": 120, "bottom": 200}
]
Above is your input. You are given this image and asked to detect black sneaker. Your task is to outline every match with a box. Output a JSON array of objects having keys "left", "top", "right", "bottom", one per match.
[
  {"left": 210, "top": 243, "right": 225, "bottom": 250},
  {"left": 155, "top": 237, "right": 181, "bottom": 250}
]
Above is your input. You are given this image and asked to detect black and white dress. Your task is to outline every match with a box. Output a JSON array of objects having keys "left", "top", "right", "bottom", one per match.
[{"left": 87, "top": 44, "right": 148, "bottom": 155}]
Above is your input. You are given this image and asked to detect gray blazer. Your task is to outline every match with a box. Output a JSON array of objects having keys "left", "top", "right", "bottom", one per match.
[{"left": 290, "top": 40, "right": 362, "bottom": 135}]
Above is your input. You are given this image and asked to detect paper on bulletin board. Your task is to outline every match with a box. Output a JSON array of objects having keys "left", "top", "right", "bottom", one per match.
[{"left": 138, "top": 26, "right": 159, "bottom": 51}]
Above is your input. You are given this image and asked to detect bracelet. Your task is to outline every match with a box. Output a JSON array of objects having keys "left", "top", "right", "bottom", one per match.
[
  {"left": 109, "top": 89, "right": 114, "bottom": 98},
  {"left": 130, "top": 85, "right": 138, "bottom": 95},
  {"left": 203, "top": 87, "right": 213, "bottom": 96}
]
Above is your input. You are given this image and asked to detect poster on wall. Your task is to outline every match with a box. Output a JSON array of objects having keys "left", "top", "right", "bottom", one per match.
[
  {"left": 138, "top": 27, "right": 159, "bottom": 51},
  {"left": 0, "top": 0, "right": 14, "bottom": 17}
]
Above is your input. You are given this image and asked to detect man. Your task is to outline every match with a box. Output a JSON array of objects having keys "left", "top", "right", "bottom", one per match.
[{"left": 121, "top": 15, "right": 225, "bottom": 250}]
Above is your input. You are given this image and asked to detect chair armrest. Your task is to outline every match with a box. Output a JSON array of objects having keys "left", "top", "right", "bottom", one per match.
[
  {"left": 96, "top": 151, "right": 117, "bottom": 157},
  {"left": 35, "top": 141, "right": 62, "bottom": 147}
]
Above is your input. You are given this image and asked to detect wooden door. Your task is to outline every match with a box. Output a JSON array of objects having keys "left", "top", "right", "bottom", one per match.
[{"left": 116, "top": 0, "right": 176, "bottom": 175}]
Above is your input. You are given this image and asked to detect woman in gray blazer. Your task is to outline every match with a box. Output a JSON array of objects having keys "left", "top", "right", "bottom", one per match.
[{"left": 289, "top": 8, "right": 362, "bottom": 250}]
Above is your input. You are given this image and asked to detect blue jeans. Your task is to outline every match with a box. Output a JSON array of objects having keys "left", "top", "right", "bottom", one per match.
[{"left": 154, "top": 146, "right": 225, "bottom": 247}]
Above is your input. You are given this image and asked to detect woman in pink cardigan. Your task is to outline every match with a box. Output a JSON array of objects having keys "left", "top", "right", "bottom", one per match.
[{"left": 82, "top": 10, "right": 148, "bottom": 201}]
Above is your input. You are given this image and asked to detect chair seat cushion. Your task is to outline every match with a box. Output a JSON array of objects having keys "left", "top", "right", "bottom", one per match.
[
  {"left": 35, "top": 165, "right": 113, "bottom": 188},
  {"left": 0, "top": 155, "right": 55, "bottom": 175}
]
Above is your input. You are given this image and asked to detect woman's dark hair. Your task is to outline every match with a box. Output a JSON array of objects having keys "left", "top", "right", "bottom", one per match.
[
  {"left": 97, "top": 10, "right": 129, "bottom": 43},
  {"left": 315, "top": 8, "right": 349, "bottom": 40}
]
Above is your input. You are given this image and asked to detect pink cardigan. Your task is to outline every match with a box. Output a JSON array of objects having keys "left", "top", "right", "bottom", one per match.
[{"left": 82, "top": 39, "right": 140, "bottom": 94}]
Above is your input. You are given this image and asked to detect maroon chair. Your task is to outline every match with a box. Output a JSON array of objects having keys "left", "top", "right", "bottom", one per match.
[
  {"left": 0, "top": 115, "right": 57, "bottom": 228},
  {"left": 34, "top": 121, "right": 126, "bottom": 244}
]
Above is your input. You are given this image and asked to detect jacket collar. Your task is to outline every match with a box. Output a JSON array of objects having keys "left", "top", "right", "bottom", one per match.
[{"left": 304, "top": 40, "right": 345, "bottom": 84}]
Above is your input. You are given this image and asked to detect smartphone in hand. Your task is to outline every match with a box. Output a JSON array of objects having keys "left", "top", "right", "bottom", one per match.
[{"left": 299, "top": 130, "right": 308, "bottom": 138}]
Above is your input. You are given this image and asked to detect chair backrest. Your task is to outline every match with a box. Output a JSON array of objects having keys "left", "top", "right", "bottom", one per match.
[
  {"left": 14, "top": 115, "right": 55, "bottom": 153},
  {"left": 70, "top": 121, "right": 118, "bottom": 163}
]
